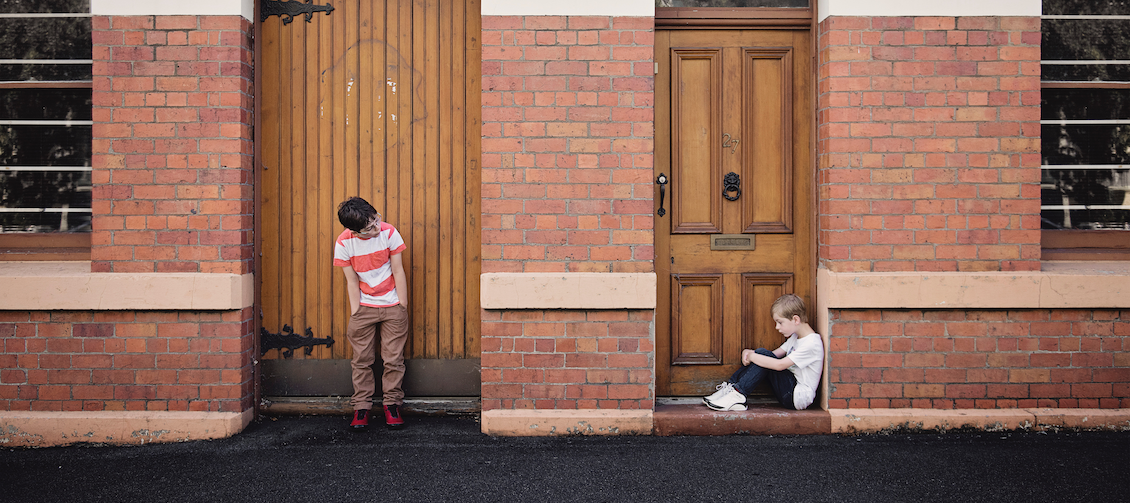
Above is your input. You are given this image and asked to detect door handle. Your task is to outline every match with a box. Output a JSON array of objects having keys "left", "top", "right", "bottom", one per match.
[
  {"left": 723, "top": 172, "right": 740, "bottom": 201},
  {"left": 656, "top": 173, "right": 668, "bottom": 217}
]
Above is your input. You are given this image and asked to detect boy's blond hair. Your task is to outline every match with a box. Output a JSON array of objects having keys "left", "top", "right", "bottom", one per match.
[{"left": 771, "top": 294, "right": 807, "bottom": 324}]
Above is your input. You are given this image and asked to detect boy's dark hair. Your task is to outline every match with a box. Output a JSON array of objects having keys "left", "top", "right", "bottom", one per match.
[
  {"left": 771, "top": 294, "right": 808, "bottom": 324},
  {"left": 337, "top": 197, "right": 378, "bottom": 232}
]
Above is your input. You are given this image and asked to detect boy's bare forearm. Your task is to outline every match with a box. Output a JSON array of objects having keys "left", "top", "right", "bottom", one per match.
[
  {"left": 742, "top": 349, "right": 793, "bottom": 371},
  {"left": 393, "top": 269, "right": 408, "bottom": 308},
  {"left": 341, "top": 266, "right": 361, "bottom": 315}
]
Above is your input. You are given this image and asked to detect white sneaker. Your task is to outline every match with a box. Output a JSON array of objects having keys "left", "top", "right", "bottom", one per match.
[
  {"left": 702, "top": 382, "right": 735, "bottom": 404},
  {"left": 705, "top": 387, "right": 747, "bottom": 411}
]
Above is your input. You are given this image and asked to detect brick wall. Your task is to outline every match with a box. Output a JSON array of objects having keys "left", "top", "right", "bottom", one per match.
[
  {"left": 829, "top": 309, "right": 1130, "bottom": 409},
  {"left": 0, "top": 309, "right": 254, "bottom": 412},
  {"left": 480, "top": 15, "right": 655, "bottom": 274},
  {"left": 481, "top": 309, "right": 654, "bottom": 410},
  {"left": 817, "top": 16, "right": 1042, "bottom": 273},
  {"left": 91, "top": 15, "right": 254, "bottom": 274},
  {"left": 1, "top": 14, "right": 260, "bottom": 414},
  {"left": 479, "top": 14, "right": 657, "bottom": 411}
]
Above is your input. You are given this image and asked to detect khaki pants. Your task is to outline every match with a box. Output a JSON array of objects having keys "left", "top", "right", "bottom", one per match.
[{"left": 345, "top": 304, "right": 409, "bottom": 410}]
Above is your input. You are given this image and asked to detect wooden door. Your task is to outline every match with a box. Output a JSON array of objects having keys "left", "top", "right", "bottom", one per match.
[
  {"left": 655, "top": 29, "right": 813, "bottom": 397},
  {"left": 258, "top": 0, "right": 482, "bottom": 396}
]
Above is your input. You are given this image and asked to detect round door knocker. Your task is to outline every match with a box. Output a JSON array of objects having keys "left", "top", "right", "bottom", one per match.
[{"left": 722, "top": 172, "right": 741, "bottom": 201}]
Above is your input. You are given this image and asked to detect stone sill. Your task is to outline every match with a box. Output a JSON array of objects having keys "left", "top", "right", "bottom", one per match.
[
  {"left": 0, "top": 261, "right": 253, "bottom": 311},
  {"left": 481, "top": 272, "right": 657, "bottom": 310},
  {"left": 818, "top": 261, "right": 1130, "bottom": 310}
]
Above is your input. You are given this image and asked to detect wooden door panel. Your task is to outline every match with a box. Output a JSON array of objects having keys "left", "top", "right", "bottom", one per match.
[
  {"left": 670, "top": 49, "right": 722, "bottom": 234},
  {"left": 742, "top": 48, "right": 792, "bottom": 234},
  {"left": 741, "top": 273, "right": 793, "bottom": 352},
  {"left": 260, "top": 0, "right": 481, "bottom": 372},
  {"left": 671, "top": 234, "right": 795, "bottom": 272},
  {"left": 671, "top": 274, "right": 724, "bottom": 365}
]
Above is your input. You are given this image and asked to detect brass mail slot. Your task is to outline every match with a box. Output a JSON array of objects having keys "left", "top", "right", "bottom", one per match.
[{"left": 710, "top": 234, "right": 755, "bottom": 251}]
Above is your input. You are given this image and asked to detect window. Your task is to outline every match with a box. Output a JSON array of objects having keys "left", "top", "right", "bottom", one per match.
[
  {"left": 1041, "top": 0, "right": 1130, "bottom": 259},
  {"left": 0, "top": 0, "right": 91, "bottom": 260}
]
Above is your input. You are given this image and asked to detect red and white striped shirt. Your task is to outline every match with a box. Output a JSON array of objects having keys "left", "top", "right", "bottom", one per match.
[{"left": 332, "top": 223, "right": 407, "bottom": 308}]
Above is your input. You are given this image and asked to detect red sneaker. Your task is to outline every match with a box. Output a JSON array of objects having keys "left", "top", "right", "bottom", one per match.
[
  {"left": 349, "top": 409, "right": 370, "bottom": 430},
  {"left": 383, "top": 403, "right": 404, "bottom": 428}
]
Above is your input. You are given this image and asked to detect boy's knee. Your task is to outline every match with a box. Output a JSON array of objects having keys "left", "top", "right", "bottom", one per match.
[{"left": 755, "top": 348, "right": 776, "bottom": 357}]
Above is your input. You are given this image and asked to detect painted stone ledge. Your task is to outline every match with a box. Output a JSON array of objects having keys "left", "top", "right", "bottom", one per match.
[
  {"left": 831, "top": 409, "right": 1130, "bottom": 434},
  {"left": 817, "top": 261, "right": 1130, "bottom": 311},
  {"left": 0, "top": 410, "right": 254, "bottom": 447},
  {"left": 481, "top": 409, "right": 653, "bottom": 436},
  {"left": 481, "top": 273, "right": 657, "bottom": 310},
  {"left": 0, "top": 261, "right": 254, "bottom": 311}
]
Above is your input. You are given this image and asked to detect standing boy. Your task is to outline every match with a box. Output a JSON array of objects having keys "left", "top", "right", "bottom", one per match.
[
  {"left": 333, "top": 197, "right": 410, "bottom": 430},
  {"left": 703, "top": 294, "right": 824, "bottom": 411}
]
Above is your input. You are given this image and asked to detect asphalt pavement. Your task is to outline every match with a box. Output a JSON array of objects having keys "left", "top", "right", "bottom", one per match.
[{"left": 2, "top": 413, "right": 1129, "bottom": 503}]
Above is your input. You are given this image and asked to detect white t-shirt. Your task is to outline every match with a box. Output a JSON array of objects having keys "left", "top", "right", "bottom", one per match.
[{"left": 777, "top": 333, "right": 824, "bottom": 410}]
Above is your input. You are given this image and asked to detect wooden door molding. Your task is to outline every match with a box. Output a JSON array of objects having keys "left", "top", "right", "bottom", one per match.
[
  {"left": 670, "top": 274, "right": 725, "bottom": 365},
  {"left": 655, "top": 7, "right": 813, "bottom": 29},
  {"left": 740, "top": 273, "right": 793, "bottom": 351},
  {"left": 670, "top": 48, "right": 723, "bottom": 235},
  {"left": 741, "top": 47, "right": 793, "bottom": 234}
]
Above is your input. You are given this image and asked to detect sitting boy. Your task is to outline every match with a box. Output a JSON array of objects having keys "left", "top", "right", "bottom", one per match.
[{"left": 703, "top": 293, "right": 824, "bottom": 411}]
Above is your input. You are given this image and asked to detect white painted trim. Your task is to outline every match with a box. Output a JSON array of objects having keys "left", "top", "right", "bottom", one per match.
[
  {"left": 482, "top": 0, "right": 653, "bottom": 17},
  {"left": 0, "top": 261, "right": 254, "bottom": 311},
  {"left": 818, "top": 0, "right": 1040, "bottom": 22},
  {"left": 92, "top": 0, "right": 253, "bottom": 21},
  {"left": 481, "top": 272, "right": 657, "bottom": 309}
]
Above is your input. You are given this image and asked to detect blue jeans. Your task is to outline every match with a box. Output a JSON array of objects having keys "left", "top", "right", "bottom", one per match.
[{"left": 729, "top": 348, "right": 798, "bottom": 410}]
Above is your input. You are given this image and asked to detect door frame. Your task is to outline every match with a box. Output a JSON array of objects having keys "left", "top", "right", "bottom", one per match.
[{"left": 654, "top": 8, "right": 819, "bottom": 398}]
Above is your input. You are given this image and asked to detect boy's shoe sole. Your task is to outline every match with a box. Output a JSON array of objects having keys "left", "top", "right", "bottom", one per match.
[{"left": 704, "top": 401, "right": 748, "bottom": 412}]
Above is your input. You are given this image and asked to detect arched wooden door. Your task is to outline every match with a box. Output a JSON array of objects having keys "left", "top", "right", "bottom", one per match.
[{"left": 257, "top": 0, "right": 481, "bottom": 397}]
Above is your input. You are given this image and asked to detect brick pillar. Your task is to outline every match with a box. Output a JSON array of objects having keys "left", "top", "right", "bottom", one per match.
[
  {"left": 481, "top": 15, "right": 655, "bottom": 274},
  {"left": 480, "top": 15, "right": 656, "bottom": 411},
  {"left": 817, "top": 16, "right": 1042, "bottom": 273},
  {"left": 63, "top": 14, "right": 258, "bottom": 414},
  {"left": 92, "top": 15, "right": 254, "bottom": 275}
]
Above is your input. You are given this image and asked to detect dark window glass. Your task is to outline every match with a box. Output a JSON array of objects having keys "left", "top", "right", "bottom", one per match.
[
  {"left": 0, "top": 89, "right": 91, "bottom": 120},
  {"left": 1042, "top": 18, "right": 1130, "bottom": 82},
  {"left": 0, "top": 17, "right": 92, "bottom": 61},
  {"left": 656, "top": 0, "right": 809, "bottom": 7},
  {"left": 0, "top": 170, "right": 91, "bottom": 232},
  {"left": 1041, "top": 4, "right": 1130, "bottom": 233},
  {"left": 1041, "top": 168, "right": 1130, "bottom": 230},
  {"left": 1041, "top": 124, "right": 1130, "bottom": 230},
  {"left": 0, "top": 63, "right": 91, "bottom": 81},
  {"left": 0, "top": 125, "right": 92, "bottom": 167},
  {"left": 1044, "top": 0, "right": 1130, "bottom": 16},
  {"left": 1042, "top": 124, "right": 1130, "bottom": 166},
  {"left": 0, "top": 0, "right": 88, "bottom": 14},
  {"left": 0, "top": 2, "right": 91, "bottom": 235},
  {"left": 1042, "top": 89, "right": 1130, "bottom": 120},
  {"left": 1042, "top": 64, "right": 1130, "bottom": 82}
]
